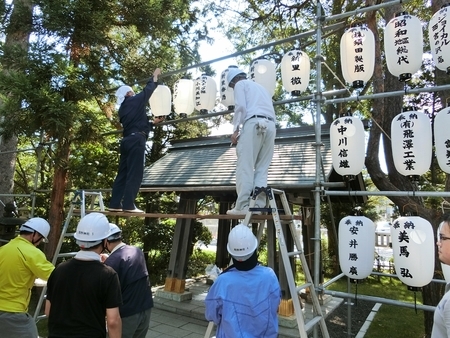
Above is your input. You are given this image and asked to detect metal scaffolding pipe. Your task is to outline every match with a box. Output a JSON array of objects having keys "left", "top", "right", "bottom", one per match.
[{"left": 324, "top": 190, "right": 450, "bottom": 197}]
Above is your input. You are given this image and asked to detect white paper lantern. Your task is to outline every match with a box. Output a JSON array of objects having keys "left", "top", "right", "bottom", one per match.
[
  {"left": 384, "top": 12, "right": 423, "bottom": 81},
  {"left": 429, "top": 4, "right": 450, "bottom": 74},
  {"left": 194, "top": 74, "right": 217, "bottom": 113},
  {"left": 391, "top": 216, "right": 434, "bottom": 287},
  {"left": 250, "top": 59, "right": 276, "bottom": 97},
  {"left": 338, "top": 215, "right": 375, "bottom": 280},
  {"left": 280, "top": 50, "right": 310, "bottom": 96},
  {"left": 330, "top": 116, "right": 365, "bottom": 176},
  {"left": 434, "top": 107, "right": 450, "bottom": 173},
  {"left": 173, "top": 79, "right": 194, "bottom": 116},
  {"left": 220, "top": 67, "right": 237, "bottom": 110},
  {"left": 149, "top": 85, "right": 171, "bottom": 116},
  {"left": 340, "top": 25, "right": 375, "bottom": 88},
  {"left": 391, "top": 108, "right": 432, "bottom": 177}
]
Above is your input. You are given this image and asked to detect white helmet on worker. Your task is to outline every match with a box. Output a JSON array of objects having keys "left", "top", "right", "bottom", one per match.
[
  {"left": 107, "top": 223, "right": 122, "bottom": 241},
  {"left": 74, "top": 212, "right": 110, "bottom": 248},
  {"left": 227, "top": 224, "right": 258, "bottom": 262},
  {"left": 227, "top": 68, "right": 246, "bottom": 87},
  {"left": 19, "top": 217, "right": 50, "bottom": 241},
  {"left": 115, "top": 85, "right": 134, "bottom": 106}
]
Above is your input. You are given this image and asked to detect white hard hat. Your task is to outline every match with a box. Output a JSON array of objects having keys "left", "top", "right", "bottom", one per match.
[
  {"left": 107, "top": 223, "right": 122, "bottom": 241},
  {"left": 115, "top": 85, "right": 133, "bottom": 106},
  {"left": 227, "top": 224, "right": 258, "bottom": 261},
  {"left": 226, "top": 68, "right": 246, "bottom": 86},
  {"left": 74, "top": 213, "right": 110, "bottom": 248},
  {"left": 20, "top": 217, "right": 50, "bottom": 241}
]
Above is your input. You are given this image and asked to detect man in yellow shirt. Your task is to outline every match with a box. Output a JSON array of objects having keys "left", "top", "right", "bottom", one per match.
[{"left": 0, "top": 217, "right": 54, "bottom": 337}]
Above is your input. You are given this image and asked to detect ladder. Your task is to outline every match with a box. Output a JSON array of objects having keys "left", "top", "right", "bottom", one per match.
[
  {"left": 33, "top": 190, "right": 105, "bottom": 321},
  {"left": 204, "top": 187, "right": 329, "bottom": 338}
]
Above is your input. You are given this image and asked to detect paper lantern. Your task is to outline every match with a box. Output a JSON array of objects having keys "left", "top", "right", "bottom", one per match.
[
  {"left": 194, "top": 74, "right": 217, "bottom": 113},
  {"left": 330, "top": 116, "right": 365, "bottom": 176},
  {"left": 391, "top": 108, "right": 432, "bottom": 177},
  {"left": 391, "top": 216, "right": 434, "bottom": 287},
  {"left": 149, "top": 85, "right": 171, "bottom": 116},
  {"left": 338, "top": 215, "right": 375, "bottom": 279},
  {"left": 173, "top": 79, "right": 194, "bottom": 116},
  {"left": 340, "top": 25, "right": 375, "bottom": 88},
  {"left": 280, "top": 50, "right": 310, "bottom": 96},
  {"left": 250, "top": 59, "right": 276, "bottom": 97},
  {"left": 384, "top": 12, "right": 423, "bottom": 81},
  {"left": 434, "top": 107, "right": 450, "bottom": 173},
  {"left": 220, "top": 67, "right": 237, "bottom": 110},
  {"left": 429, "top": 4, "right": 450, "bottom": 74}
]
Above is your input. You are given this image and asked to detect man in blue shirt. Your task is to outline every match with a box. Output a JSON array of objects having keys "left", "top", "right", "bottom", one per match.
[
  {"left": 109, "top": 68, "right": 164, "bottom": 213},
  {"left": 104, "top": 223, "right": 153, "bottom": 338},
  {"left": 205, "top": 224, "right": 281, "bottom": 337}
]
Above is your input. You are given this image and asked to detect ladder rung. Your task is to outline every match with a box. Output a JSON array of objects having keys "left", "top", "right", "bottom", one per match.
[
  {"left": 83, "top": 191, "right": 103, "bottom": 196},
  {"left": 304, "top": 315, "right": 324, "bottom": 332},
  {"left": 65, "top": 232, "right": 75, "bottom": 237},
  {"left": 296, "top": 282, "right": 313, "bottom": 292},
  {"left": 287, "top": 250, "right": 303, "bottom": 257}
]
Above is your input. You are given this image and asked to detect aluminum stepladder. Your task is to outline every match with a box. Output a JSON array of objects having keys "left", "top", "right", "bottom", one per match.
[
  {"left": 204, "top": 186, "right": 329, "bottom": 338},
  {"left": 33, "top": 190, "right": 105, "bottom": 321}
]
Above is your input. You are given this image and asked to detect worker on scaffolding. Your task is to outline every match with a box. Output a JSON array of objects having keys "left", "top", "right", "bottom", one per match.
[
  {"left": 45, "top": 213, "right": 122, "bottom": 338},
  {"left": 0, "top": 217, "right": 54, "bottom": 338},
  {"left": 109, "top": 67, "right": 165, "bottom": 213},
  {"left": 205, "top": 224, "right": 281, "bottom": 337},
  {"left": 103, "top": 223, "right": 153, "bottom": 338}
]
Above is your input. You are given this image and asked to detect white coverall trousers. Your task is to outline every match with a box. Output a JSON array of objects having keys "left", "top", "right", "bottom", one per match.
[{"left": 235, "top": 117, "right": 276, "bottom": 210}]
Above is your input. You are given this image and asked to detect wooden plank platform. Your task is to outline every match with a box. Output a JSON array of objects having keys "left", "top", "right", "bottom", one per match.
[{"left": 78, "top": 209, "right": 301, "bottom": 220}]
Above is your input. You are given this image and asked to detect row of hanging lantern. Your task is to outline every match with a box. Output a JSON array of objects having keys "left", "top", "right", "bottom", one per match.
[
  {"left": 149, "top": 53, "right": 312, "bottom": 116},
  {"left": 342, "top": 6, "right": 450, "bottom": 88},
  {"left": 338, "top": 213, "right": 435, "bottom": 289},
  {"left": 330, "top": 106, "right": 450, "bottom": 179}
]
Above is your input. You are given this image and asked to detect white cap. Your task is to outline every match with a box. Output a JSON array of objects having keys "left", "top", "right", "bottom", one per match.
[
  {"left": 115, "top": 85, "right": 133, "bottom": 106},
  {"left": 74, "top": 213, "right": 110, "bottom": 248},
  {"left": 20, "top": 217, "right": 50, "bottom": 241},
  {"left": 226, "top": 68, "right": 246, "bottom": 86},
  {"left": 227, "top": 224, "right": 258, "bottom": 261}
]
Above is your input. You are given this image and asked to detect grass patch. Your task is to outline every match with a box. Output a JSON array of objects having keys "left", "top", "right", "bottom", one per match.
[{"left": 326, "top": 275, "right": 425, "bottom": 338}]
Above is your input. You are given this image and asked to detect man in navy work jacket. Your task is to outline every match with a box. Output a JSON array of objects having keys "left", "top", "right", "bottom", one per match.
[
  {"left": 109, "top": 67, "right": 164, "bottom": 213},
  {"left": 104, "top": 223, "right": 153, "bottom": 338}
]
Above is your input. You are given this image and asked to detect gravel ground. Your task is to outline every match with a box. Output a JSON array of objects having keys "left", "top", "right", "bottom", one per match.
[{"left": 318, "top": 299, "right": 376, "bottom": 338}]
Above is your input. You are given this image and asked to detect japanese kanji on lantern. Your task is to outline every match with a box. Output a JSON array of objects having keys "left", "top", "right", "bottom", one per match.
[
  {"left": 173, "top": 79, "right": 194, "bottom": 116},
  {"left": 280, "top": 49, "right": 310, "bottom": 96},
  {"left": 391, "top": 108, "right": 432, "bottom": 177},
  {"left": 250, "top": 59, "right": 276, "bottom": 97},
  {"left": 220, "top": 67, "right": 237, "bottom": 110},
  {"left": 429, "top": 4, "right": 450, "bottom": 75},
  {"left": 330, "top": 115, "right": 365, "bottom": 176},
  {"left": 338, "top": 215, "right": 375, "bottom": 280},
  {"left": 194, "top": 74, "right": 217, "bottom": 114},
  {"left": 384, "top": 12, "right": 423, "bottom": 82},
  {"left": 434, "top": 106, "right": 450, "bottom": 174},
  {"left": 340, "top": 24, "right": 375, "bottom": 89},
  {"left": 149, "top": 85, "right": 171, "bottom": 116},
  {"left": 391, "top": 216, "right": 434, "bottom": 287}
]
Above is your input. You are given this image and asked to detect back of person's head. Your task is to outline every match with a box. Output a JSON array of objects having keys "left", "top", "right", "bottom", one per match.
[
  {"left": 19, "top": 217, "right": 50, "bottom": 242},
  {"left": 227, "top": 68, "right": 246, "bottom": 87},
  {"left": 107, "top": 223, "right": 122, "bottom": 243},
  {"left": 74, "top": 213, "right": 110, "bottom": 249},
  {"left": 227, "top": 224, "right": 258, "bottom": 262}
]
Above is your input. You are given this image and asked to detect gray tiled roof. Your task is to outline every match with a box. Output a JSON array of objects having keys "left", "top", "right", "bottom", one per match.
[{"left": 141, "top": 125, "right": 334, "bottom": 193}]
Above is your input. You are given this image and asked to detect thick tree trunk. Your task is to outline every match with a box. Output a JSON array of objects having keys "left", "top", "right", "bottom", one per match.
[
  {"left": 45, "top": 139, "right": 70, "bottom": 260},
  {"left": 0, "top": 0, "right": 33, "bottom": 214}
]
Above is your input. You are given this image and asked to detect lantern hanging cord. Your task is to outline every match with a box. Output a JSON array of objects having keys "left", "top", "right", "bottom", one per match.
[{"left": 321, "top": 61, "right": 353, "bottom": 96}]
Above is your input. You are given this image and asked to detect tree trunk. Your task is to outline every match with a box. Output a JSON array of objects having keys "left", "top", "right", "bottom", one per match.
[
  {"left": 0, "top": 0, "right": 33, "bottom": 214},
  {"left": 45, "top": 138, "right": 71, "bottom": 260}
]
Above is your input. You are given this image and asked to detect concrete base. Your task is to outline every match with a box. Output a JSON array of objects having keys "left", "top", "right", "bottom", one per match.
[{"left": 155, "top": 289, "right": 193, "bottom": 302}]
